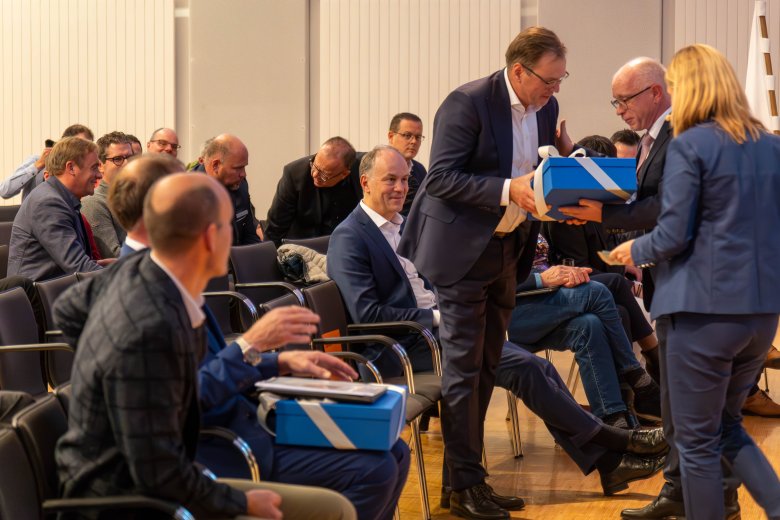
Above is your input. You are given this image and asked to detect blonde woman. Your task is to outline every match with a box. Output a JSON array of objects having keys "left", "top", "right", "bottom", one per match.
[{"left": 611, "top": 44, "right": 780, "bottom": 520}]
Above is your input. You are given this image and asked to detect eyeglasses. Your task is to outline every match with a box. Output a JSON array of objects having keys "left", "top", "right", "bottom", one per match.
[
  {"left": 522, "top": 65, "right": 569, "bottom": 86},
  {"left": 103, "top": 154, "right": 134, "bottom": 166},
  {"left": 309, "top": 156, "right": 346, "bottom": 183},
  {"left": 149, "top": 139, "right": 182, "bottom": 150},
  {"left": 610, "top": 85, "right": 653, "bottom": 109},
  {"left": 394, "top": 132, "right": 426, "bottom": 142}
]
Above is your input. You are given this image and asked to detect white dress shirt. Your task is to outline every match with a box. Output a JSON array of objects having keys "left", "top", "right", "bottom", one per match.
[{"left": 150, "top": 252, "right": 206, "bottom": 329}]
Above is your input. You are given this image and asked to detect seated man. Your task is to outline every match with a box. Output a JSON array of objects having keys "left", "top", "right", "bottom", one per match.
[
  {"left": 386, "top": 112, "right": 428, "bottom": 216},
  {"left": 0, "top": 124, "right": 94, "bottom": 201},
  {"left": 109, "top": 159, "right": 410, "bottom": 520},
  {"left": 7, "top": 137, "right": 112, "bottom": 281},
  {"left": 146, "top": 127, "right": 181, "bottom": 157},
  {"left": 81, "top": 131, "right": 134, "bottom": 258},
  {"left": 265, "top": 137, "right": 362, "bottom": 246},
  {"left": 328, "top": 145, "right": 667, "bottom": 508},
  {"left": 54, "top": 173, "right": 356, "bottom": 520},
  {"left": 610, "top": 128, "right": 641, "bottom": 159}
]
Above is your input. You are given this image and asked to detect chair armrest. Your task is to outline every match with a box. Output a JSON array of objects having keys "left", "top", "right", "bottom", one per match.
[
  {"left": 200, "top": 426, "right": 260, "bottom": 482},
  {"left": 44, "top": 329, "right": 64, "bottom": 338},
  {"left": 234, "top": 281, "right": 305, "bottom": 306},
  {"left": 327, "top": 351, "right": 383, "bottom": 383},
  {"left": 346, "top": 321, "right": 442, "bottom": 376},
  {"left": 203, "top": 290, "right": 260, "bottom": 323},
  {"left": 0, "top": 342, "right": 73, "bottom": 353},
  {"left": 515, "top": 287, "right": 559, "bottom": 298},
  {"left": 43, "top": 496, "right": 193, "bottom": 519},
  {"left": 312, "top": 334, "right": 414, "bottom": 393}
]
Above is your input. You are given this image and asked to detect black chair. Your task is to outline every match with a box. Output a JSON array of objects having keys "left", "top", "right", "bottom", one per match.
[
  {"left": 75, "top": 269, "right": 104, "bottom": 283},
  {"left": 35, "top": 274, "right": 79, "bottom": 387},
  {"left": 202, "top": 274, "right": 260, "bottom": 344},
  {"left": 0, "top": 221, "right": 12, "bottom": 247},
  {"left": 230, "top": 242, "right": 304, "bottom": 305},
  {"left": 0, "top": 244, "right": 8, "bottom": 278},
  {"left": 302, "top": 280, "right": 441, "bottom": 519},
  {"left": 0, "top": 204, "right": 20, "bottom": 223},
  {"left": 281, "top": 235, "right": 331, "bottom": 255},
  {"left": 0, "top": 390, "right": 34, "bottom": 424},
  {"left": 8, "top": 393, "right": 192, "bottom": 519},
  {"left": 0, "top": 287, "right": 72, "bottom": 396}
]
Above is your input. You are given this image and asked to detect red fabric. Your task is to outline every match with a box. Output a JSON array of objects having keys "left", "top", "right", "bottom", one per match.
[{"left": 81, "top": 214, "right": 102, "bottom": 261}]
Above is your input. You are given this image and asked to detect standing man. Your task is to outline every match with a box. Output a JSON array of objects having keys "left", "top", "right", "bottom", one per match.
[
  {"left": 387, "top": 113, "right": 428, "bottom": 216},
  {"left": 397, "top": 27, "right": 571, "bottom": 519},
  {"left": 147, "top": 127, "right": 181, "bottom": 158},
  {"left": 202, "top": 134, "right": 262, "bottom": 245},
  {"left": 81, "top": 131, "right": 134, "bottom": 258}
]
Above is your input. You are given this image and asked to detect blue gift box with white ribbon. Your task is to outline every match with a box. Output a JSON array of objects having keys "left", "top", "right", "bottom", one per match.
[
  {"left": 530, "top": 151, "right": 637, "bottom": 221},
  {"left": 273, "top": 386, "right": 406, "bottom": 451}
]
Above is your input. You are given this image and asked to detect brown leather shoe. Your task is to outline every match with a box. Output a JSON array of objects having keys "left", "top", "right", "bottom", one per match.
[
  {"left": 765, "top": 346, "right": 780, "bottom": 370},
  {"left": 742, "top": 389, "right": 780, "bottom": 417}
]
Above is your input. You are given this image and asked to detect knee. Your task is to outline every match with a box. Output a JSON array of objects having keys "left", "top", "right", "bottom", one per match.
[
  {"left": 392, "top": 439, "right": 411, "bottom": 478},
  {"left": 570, "top": 313, "right": 602, "bottom": 340}
]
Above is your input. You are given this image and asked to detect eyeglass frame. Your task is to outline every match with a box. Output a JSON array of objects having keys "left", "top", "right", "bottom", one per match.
[
  {"left": 610, "top": 85, "right": 653, "bottom": 110},
  {"left": 309, "top": 155, "right": 348, "bottom": 183},
  {"left": 522, "top": 64, "right": 570, "bottom": 86},
  {"left": 103, "top": 154, "right": 134, "bottom": 166},
  {"left": 392, "top": 131, "right": 426, "bottom": 142},
  {"left": 148, "top": 139, "right": 182, "bottom": 150}
]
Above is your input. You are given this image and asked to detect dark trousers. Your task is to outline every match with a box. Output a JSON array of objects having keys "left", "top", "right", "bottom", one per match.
[
  {"left": 661, "top": 313, "right": 780, "bottom": 520},
  {"left": 590, "top": 272, "right": 654, "bottom": 342},
  {"left": 435, "top": 234, "right": 518, "bottom": 491}
]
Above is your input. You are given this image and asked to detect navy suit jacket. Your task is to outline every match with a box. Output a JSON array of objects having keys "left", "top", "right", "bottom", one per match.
[
  {"left": 632, "top": 123, "right": 780, "bottom": 319},
  {"left": 327, "top": 205, "right": 436, "bottom": 375},
  {"left": 397, "top": 69, "right": 555, "bottom": 286}
]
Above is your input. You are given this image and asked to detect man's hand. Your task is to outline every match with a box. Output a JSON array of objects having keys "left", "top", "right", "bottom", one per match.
[
  {"left": 278, "top": 350, "right": 358, "bottom": 381},
  {"left": 540, "top": 265, "right": 592, "bottom": 288},
  {"left": 245, "top": 489, "right": 283, "bottom": 520},
  {"left": 555, "top": 119, "right": 574, "bottom": 157},
  {"left": 96, "top": 258, "right": 117, "bottom": 267},
  {"left": 610, "top": 240, "right": 635, "bottom": 266},
  {"left": 509, "top": 171, "right": 539, "bottom": 214},
  {"left": 242, "top": 306, "right": 320, "bottom": 352},
  {"left": 34, "top": 148, "right": 52, "bottom": 170},
  {"left": 256, "top": 224, "right": 265, "bottom": 241},
  {"left": 559, "top": 199, "right": 603, "bottom": 223}
]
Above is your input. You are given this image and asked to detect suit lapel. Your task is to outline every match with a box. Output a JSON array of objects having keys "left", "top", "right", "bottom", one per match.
[
  {"left": 355, "top": 207, "right": 413, "bottom": 290},
  {"left": 638, "top": 121, "right": 671, "bottom": 191},
  {"left": 487, "top": 71, "right": 513, "bottom": 179}
]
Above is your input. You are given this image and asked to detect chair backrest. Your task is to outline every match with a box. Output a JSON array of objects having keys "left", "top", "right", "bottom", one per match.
[
  {"left": 230, "top": 242, "right": 291, "bottom": 303},
  {"left": 301, "top": 281, "right": 350, "bottom": 338},
  {"left": 281, "top": 235, "right": 331, "bottom": 255},
  {"left": 12, "top": 393, "right": 68, "bottom": 501},
  {"left": 0, "top": 288, "right": 48, "bottom": 396},
  {"left": 0, "top": 390, "right": 35, "bottom": 424},
  {"left": 0, "top": 244, "right": 8, "bottom": 278},
  {"left": 35, "top": 274, "right": 79, "bottom": 387},
  {"left": 0, "top": 205, "right": 20, "bottom": 223},
  {"left": 75, "top": 269, "right": 104, "bottom": 283},
  {"left": 54, "top": 383, "right": 72, "bottom": 417},
  {"left": 0, "top": 426, "right": 42, "bottom": 519},
  {"left": 0, "top": 221, "right": 12, "bottom": 247},
  {"left": 261, "top": 293, "right": 312, "bottom": 351},
  {"left": 203, "top": 275, "right": 234, "bottom": 336}
]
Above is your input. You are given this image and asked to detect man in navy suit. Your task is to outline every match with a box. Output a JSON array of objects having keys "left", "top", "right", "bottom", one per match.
[
  {"left": 396, "top": 27, "right": 572, "bottom": 519},
  {"left": 387, "top": 112, "right": 428, "bottom": 216},
  {"left": 328, "top": 145, "right": 668, "bottom": 511}
]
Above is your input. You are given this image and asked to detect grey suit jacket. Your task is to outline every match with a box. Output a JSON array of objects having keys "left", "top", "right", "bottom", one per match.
[
  {"left": 7, "top": 175, "right": 101, "bottom": 281},
  {"left": 80, "top": 180, "right": 126, "bottom": 258},
  {"left": 54, "top": 252, "right": 246, "bottom": 518}
]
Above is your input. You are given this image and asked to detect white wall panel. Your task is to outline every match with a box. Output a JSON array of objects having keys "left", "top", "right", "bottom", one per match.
[
  {"left": 0, "top": 0, "right": 174, "bottom": 206},
  {"left": 312, "top": 0, "right": 524, "bottom": 166}
]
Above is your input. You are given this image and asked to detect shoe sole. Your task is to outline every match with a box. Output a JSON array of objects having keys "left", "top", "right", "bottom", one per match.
[
  {"left": 450, "top": 504, "right": 509, "bottom": 520},
  {"left": 604, "top": 464, "right": 665, "bottom": 496}
]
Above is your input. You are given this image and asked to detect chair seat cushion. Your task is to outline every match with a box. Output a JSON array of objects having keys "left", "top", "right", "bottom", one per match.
[{"left": 385, "top": 372, "right": 442, "bottom": 403}]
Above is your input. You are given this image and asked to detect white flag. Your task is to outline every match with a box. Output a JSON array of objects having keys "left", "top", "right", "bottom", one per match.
[{"left": 745, "top": 1, "right": 780, "bottom": 131}]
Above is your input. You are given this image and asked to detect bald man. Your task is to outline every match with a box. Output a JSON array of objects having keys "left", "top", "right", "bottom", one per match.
[
  {"left": 147, "top": 127, "right": 181, "bottom": 158},
  {"left": 54, "top": 173, "right": 357, "bottom": 520},
  {"left": 203, "top": 134, "right": 262, "bottom": 245}
]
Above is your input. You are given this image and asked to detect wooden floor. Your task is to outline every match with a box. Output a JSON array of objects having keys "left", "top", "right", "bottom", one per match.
[{"left": 397, "top": 350, "right": 780, "bottom": 520}]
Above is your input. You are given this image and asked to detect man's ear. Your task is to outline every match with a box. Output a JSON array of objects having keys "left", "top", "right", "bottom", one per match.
[
  {"left": 204, "top": 222, "right": 218, "bottom": 252},
  {"left": 387, "top": 130, "right": 394, "bottom": 143},
  {"left": 208, "top": 158, "right": 221, "bottom": 174},
  {"left": 359, "top": 174, "right": 369, "bottom": 193}
]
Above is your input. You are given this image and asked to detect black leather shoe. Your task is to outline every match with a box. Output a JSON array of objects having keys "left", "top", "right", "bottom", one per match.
[
  {"left": 626, "top": 427, "right": 669, "bottom": 456},
  {"left": 441, "top": 486, "right": 451, "bottom": 509},
  {"left": 601, "top": 453, "right": 665, "bottom": 495},
  {"left": 478, "top": 483, "right": 525, "bottom": 510},
  {"left": 621, "top": 495, "right": 686, "bottom": 519},
  {"left": 725, "top": 489, "right": 741, "bottom": 520},
  {"left": 450, "top": 484, "right": 510, "bottom": 519}
]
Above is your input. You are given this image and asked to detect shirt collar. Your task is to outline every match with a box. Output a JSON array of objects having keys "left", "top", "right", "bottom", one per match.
[
  {"left": 48, "top": 175, "right": 81, "bottom": 211},
  {"left": 360, "top": 201, "right": 403, "bottom": 229},
  {"left": 123, "top": 236, "right": 148, "bottom": 252},
  {"left": 503, "top": 67, "right": 540, "bottom": 115},
  {"left": 648, "top": 107, "right": 672, "bottom": 140},
  {"left": 149, "top": 252, "right": 205, "bottom": 328}
]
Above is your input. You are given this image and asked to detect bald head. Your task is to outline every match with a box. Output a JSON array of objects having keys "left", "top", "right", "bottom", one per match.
[
  {"left": 144, "top": 173, "right": 231, "bottom": 255},
  {"left": 611, "top": 57, "right": 671, "bottom": 132},
  {"left": 147, "top": 127, "right": 180, "bottom": 157},
  {"left": 203, "top": 134, "right": 249, "bottom": 191},
  {"left": 109, "top": 153, "right": 185, "bottom": 232}
]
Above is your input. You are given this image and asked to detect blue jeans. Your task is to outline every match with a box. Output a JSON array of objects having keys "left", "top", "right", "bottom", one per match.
[{"left": 508, "top": 281, "right": 641, "bottom": 419}]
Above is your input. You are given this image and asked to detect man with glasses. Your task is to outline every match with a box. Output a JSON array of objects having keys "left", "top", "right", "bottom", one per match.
[
  {"left": 265, "top": 136, "right": 361, "bottom": 246},
  {"left": 81, "top": 131, "right": 134, "bottom": 258},
  {"left": 397, "top": 27, "right": 572, "bottom": 519},
  {"left": 147, "top": 127, "right": 181, "bottom": 158},
  {"left": 387, "top": 112, "right": 427, "bottom": 216}
]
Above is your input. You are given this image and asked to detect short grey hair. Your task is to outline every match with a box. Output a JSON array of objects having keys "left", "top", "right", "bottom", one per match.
[{"left": 359, "top": 144, "right": 404, "bottom": 180}]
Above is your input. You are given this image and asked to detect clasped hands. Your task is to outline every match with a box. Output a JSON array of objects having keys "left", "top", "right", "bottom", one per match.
[{"left": 541, "top": 265, "right": 592, "bottom": 288}]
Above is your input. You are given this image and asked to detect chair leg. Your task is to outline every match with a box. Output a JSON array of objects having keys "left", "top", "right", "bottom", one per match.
[
  {"left": 565, "top": 355, "right": 580, "bottom": 395},
  {"left": 410, "top": 417, "right": 431, "bottom": 520},
  {"left": 505, "top": 390, "right": 523, "bottom": 458},
  {"left": 482, "top": 443, "right": 488, "bottom": 474},
  {"left": 393, "top": 506, "right": 401, "bottom": 520},
  {"left": 764, "top": 367, "right": 770, "bottom": 393}
]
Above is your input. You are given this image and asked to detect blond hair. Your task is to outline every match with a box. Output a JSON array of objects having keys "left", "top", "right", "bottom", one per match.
[{"left": 667, "top": 44, "right": 764, "bottom": 142}]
